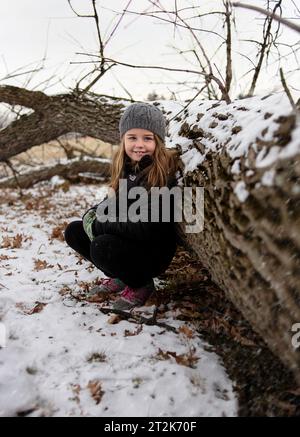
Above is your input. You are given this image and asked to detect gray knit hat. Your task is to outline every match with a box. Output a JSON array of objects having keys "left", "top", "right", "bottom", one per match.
[{"left": 119, "top": 103, "right": 166, "bottom": 141}]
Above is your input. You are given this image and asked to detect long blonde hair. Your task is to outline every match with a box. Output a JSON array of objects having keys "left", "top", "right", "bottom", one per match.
[{"left": 109, "top": 134, "right": 179, "bottom": 192}]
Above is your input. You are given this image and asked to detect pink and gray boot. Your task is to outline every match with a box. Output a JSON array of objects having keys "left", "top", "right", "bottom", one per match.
[
  {"left": 113, "top": 279, "right": 155, "bottom": 311},
  {"left": 87, "top": 277, "right": 125, "bottom": 301}
]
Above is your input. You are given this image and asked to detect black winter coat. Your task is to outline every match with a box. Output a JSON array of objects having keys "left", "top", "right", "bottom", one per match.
[{"left": 85, "top": 154, "right": 179, "bottom": 245}]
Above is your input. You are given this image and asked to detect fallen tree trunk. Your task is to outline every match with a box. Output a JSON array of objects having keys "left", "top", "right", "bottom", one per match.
[
  {"left": 162, "top": 94, "right": 300, "bottom": 383},
  {"left": 184, "top": 146, "right": 300, "bottom": 381},
  {"left": 1, "top": 86, "right": 300, "bottom": 382},
  {"left": 0, "top": 157, "right": 111, "bottom": 189}
]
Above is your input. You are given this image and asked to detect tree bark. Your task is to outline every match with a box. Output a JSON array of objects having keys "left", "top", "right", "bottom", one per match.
[{"left": 174, "top": 109, "right": 300, "bottom": 383}]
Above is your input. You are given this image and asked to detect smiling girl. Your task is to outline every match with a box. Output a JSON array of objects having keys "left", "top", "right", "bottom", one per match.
[{"left": 65, "top": 102, "right": 180, "bottom": 310}]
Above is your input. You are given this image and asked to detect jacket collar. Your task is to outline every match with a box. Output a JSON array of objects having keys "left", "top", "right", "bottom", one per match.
[{"left": 123, "top": 153, "right": 154, "bottom": 176}]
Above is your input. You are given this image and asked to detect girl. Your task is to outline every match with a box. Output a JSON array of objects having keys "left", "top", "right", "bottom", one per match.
[{"left": 64, "top": 102, "right": 180, "bottom": 311}]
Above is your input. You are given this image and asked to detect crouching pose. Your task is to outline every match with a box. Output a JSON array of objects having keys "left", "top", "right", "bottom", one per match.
[{"left": 65, "top": 102, "right": 181, "bottom": 310}]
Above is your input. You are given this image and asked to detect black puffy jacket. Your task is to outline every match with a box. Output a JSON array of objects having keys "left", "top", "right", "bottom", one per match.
[{"left": 89, "top": 154, "right": 180, "bottom": 244}]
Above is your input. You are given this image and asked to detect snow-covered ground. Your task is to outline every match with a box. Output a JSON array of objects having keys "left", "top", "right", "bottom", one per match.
[{"left": 0, "top": 180, "right": 237, "bottom": 417}]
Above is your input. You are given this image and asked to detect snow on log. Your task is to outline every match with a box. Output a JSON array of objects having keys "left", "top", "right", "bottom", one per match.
[{"left": 157, "top": 93, "right": 300, "bottom": 382}]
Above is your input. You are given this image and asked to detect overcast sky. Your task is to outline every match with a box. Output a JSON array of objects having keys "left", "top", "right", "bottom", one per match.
[{"left": 0, "top": 0, "right": 299, "bottom": 101}]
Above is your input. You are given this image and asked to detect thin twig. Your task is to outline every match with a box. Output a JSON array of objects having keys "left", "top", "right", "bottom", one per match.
[
  {"left": 169, "top": 84, "right": 208, "bottom": 121},
  {"left": 122, "top": 8, "right": 225, "bottom": 39},
  {"left": 246, "top": 0, "right": 283, "bottom": 96},
  {"left": 99, "top": 307, "right": 178, "bottom": 333},
  {"left": 279, "top": 67, "right": 296, "bottom": 110},
  {"left": 72, "top": 56, "right": 230, "bottom": 103},
  {"left": 104, "top": 0, "right": 134, "bottom": 48},
  {"left": 92, "top": 0, "right": 103, "bottom": 57},
  {"left": 4, "top": 160, "right": 23, "bottom": 197},
  {"left": 0, "top": 283, "right": 9, "bottom": 290},
  {"left": 224, "top": 0, "right": 233, "bottom": 95},
  {"left": 67, "top": 0, "right": 94, "bottom": 18}
]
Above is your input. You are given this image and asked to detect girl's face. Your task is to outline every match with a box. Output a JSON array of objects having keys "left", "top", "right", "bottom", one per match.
[{"left": 124, "top": 128, "right": 156, "bottom": 162}]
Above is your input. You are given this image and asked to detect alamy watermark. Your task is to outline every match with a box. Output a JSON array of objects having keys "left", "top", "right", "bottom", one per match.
[
  {"left": 291, "top": 323, "right": 300, "bottom": 349},
  {"left": 96, "top": 180, "right": 204, "bottom": 234},
  {"left": 0, "top": 322, "right": 6, "bottom": 348}
]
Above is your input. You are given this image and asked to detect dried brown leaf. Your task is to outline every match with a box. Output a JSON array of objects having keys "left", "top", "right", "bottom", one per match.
[
  {"left": 87, "top": 380, "right": 104, "bottom": 405},
  {"left": 0, "top": 255, "right": 17, "bottom": 261},
  {"left": 16, "top": 301, "right": 47, "bottom": 315},
  {"left": 107, "top": 314, "right": 122, "bottom": 325},
  {"left": 51, "top": 222, "right": 68, "bottom": 242},
  {"left": 124, "top": 325, "right": 143, "bottom": 337},
  {"left": 179, "top": 325, "right": 194, "bottom": 338},
  {"left": 1, "top": 234, "right": 23, "bottom": 249},
  {"left": 70, "top": 384, "right": 81, "bottom": 404},
  {"left": 59, "top": 286, "right": 71, "bottom": 296},
  {"left": 33, "top": 259, "right": 54, "bottom": 271},
  {"left": 156, "top": 347, "right": 199, "bottom": 368}
]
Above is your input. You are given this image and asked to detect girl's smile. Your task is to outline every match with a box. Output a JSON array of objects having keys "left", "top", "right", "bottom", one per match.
[{"left": 124, "top": 128, "right": 156, "bottom": 162}]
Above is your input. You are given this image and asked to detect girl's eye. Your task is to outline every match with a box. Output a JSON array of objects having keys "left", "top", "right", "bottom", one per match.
[{"left": 127, "top": 137, "right": 153, "bottom": 141}]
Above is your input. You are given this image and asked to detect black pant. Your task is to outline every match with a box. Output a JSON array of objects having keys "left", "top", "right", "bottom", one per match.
[{"left": 64, "top": 221, "right": 177, "bottom": 288}]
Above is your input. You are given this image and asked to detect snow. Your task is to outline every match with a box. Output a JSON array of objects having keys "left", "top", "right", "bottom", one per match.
[
  {"left": 49, "top": 176, "right": 66, "bottom": 187},
  {"left": 160, "top": 93, "right": 300, "bottom": 187},
  {"left": 0, "top": 182, "right": 237, "bottom": 417},
  {"left": 231, "top": 160, "right": 241, "bottom": 175},
  {"left": 261, "top": 169, "right": 275, "bottom": 187},
  {"left": 234, "top": 181, "right": 249, "bottom": 203}
]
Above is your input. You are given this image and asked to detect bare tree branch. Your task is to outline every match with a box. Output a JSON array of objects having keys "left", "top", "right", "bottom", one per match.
[
  {"left": 279, "top": 67, "right": 296, "bottom": 110},
  {"left": 3, "top": 159, "right": 23, "bottom": 196},
  {"left": 169, "top": 84, "right": 208, "bottom": 121},
  {"left": 104, "top": 0, "right": 134, "bottom": 48},
  {"left": 247, "top": 0, "right": 283, "bottom": 97},
  {"left": 224, "top": 0, "right": 233, "bottom": 94},
  {"left": 121, "top": 8, "right": 225, "bottom": 40},
  {"left": 67, "top": 0, "right": 94, "bottom": 18},
  {"left": 233, "top": 2, "right": 300, "bottom": 33},
  {"left": 72, "top": 56, "right": 231, "bottom": 103},
  {"left": 291, "top": 0, "right": 300, "bottom": 16}
]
